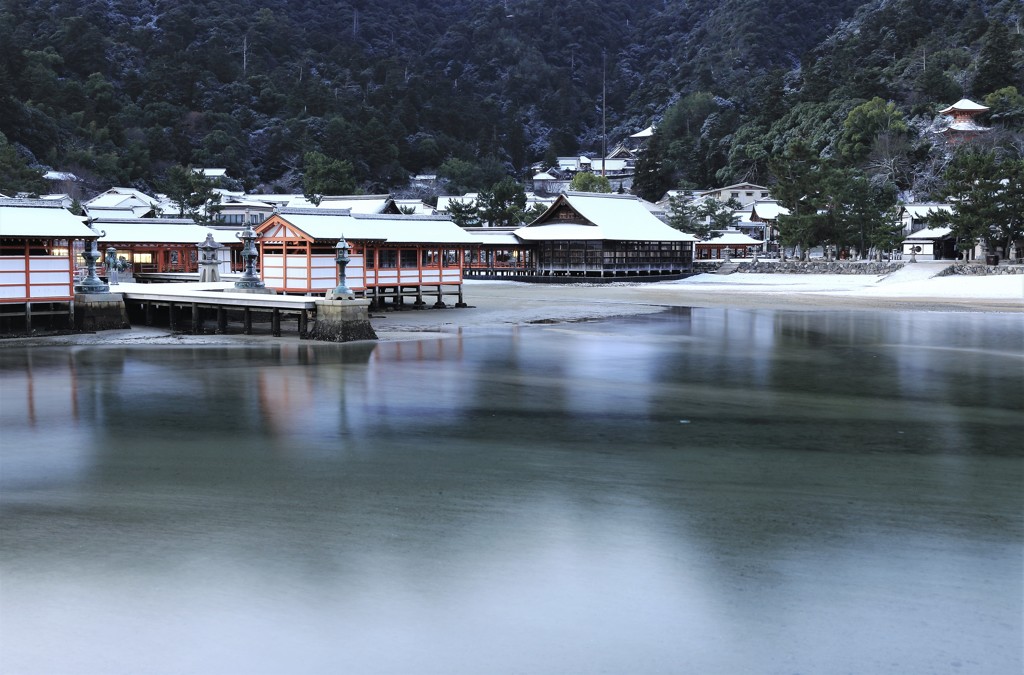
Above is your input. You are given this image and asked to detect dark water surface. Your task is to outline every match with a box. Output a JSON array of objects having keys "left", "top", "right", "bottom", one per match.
[{"left": 1, "top": 308, "right": 1021, "bottom": 674}]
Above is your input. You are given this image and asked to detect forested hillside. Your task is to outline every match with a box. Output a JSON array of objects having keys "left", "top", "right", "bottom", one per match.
[{"left": 0, "top": 0, "right": 1021, "bottom": 198}]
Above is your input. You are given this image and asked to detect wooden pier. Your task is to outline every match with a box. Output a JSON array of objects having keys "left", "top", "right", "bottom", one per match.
[{"left": 117, "top": 282, "right": 317, "bottom": 337}]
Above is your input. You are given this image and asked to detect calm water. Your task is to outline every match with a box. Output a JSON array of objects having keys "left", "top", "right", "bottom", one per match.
[{"left": 1, "top": 308, "right": 1021, "bottom": 675}]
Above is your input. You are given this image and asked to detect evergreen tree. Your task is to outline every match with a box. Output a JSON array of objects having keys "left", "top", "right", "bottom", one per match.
[
  {"left": 302, "top": 151, "right": 357, "bottom": 205},
  {"left": 930, "top": 149, "right": 1024, "bottom": 257},
  {"left": 569, "top": 172, "right": 612, "bottom": 193}
]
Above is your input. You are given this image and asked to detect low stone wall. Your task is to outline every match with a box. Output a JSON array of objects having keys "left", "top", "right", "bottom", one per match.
[
  {"left": 736, "top": 261, "right": 905, "bottom": 274},
  {"left": 692, "top": 260, "right": 724, "bottom": 273},
  {"left": 936, "top": 263, "right": 1024, "bottom": 276}
]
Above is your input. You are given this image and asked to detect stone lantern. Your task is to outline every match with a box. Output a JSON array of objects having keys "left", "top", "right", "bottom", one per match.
[
  {"left": 75, "top": 235, "right": 110, "bottom": 293},
  {"left": 327, "top": 235, "right": 355, "bottom": 300},
  {"left": 234, "top": 223, "right": 265, "bottom": 290},
  {"left": 197, "top": 232, "right": 224, "bottom": 283}
]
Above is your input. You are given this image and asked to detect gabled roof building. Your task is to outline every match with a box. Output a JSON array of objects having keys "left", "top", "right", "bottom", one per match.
[{"left": 514, "top": 192, "right": 695, "bottom": 277}]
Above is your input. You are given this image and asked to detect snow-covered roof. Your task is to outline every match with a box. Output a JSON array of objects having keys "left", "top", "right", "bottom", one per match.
[
  {"left": 435, "top": 195, "right": 477, "bottom": 212},
  {"left": 751, "top": 200, "right": 790, "bottom": 220},
  {"left": 95, "top": 219, "right": 234, "bottom": 245},
  {"left": 533, "top": 171, "right": 556, "bottom": 180},
  {"left": 43, "top": 171, "right": 79, "bottom": 182},
  {"left": 467, "top": 230, "right": 522, "bottom": 246},
  {"left": 0, "top": 199, "right": 94, "bottom": 238},
  {"left": 284, "top": 194, "right": 394, "bottom": 213},
  {"left": 941, "top": 121, "right": 990, "bottom": 133},
  {"left": 938, "top": 99, "right": 989, "bottom": 114},
  {"left": 85, "top": 187, "right": 159, "bottom": 210},
  {"left": 904, "top": 226, "right": 953, "bottom": 240},
  {"left": 265, "top": 210, "right": 480, "bottom": 245},
  {"left": 516, "top": 192, "right": 697, "bottom": 242},
  {"left": 392, "top": 199, "right": 433, "bottom": 215},
  {"left": 589, "top": 159, "right": 628, "bottom": 172},
  {"left": 900, "top": 203, "right": 953, "bottom": 219},
  {"left": 84, "top": 205, "right": 158, "bottom": 219},
  {"left": 700, "top": 231, "right": 763, "bottom": 246},
  {"left": 630, "top": 125, "right": 655, "bottom": 138},
  {"left": 195, "top": 168, "right": 228, "bottom": 178}
]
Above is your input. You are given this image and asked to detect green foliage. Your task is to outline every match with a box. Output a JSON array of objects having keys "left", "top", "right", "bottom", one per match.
[
  {"left": 478, "top": 177, "right": 528, "bottom": 227},
  {"left": 984, "top": 87, "right": 1024, "bottom": 129},
  {"left": 1, "top": 0, "right": 1021, "bottom": 201},
  {"left": 303, "top": 151, "right": 358, "bottom": 204},
  {"left": 438, "top": 156, "right": 508, "bottom": 195},
  {"left": 162, "top": 165, "right": 223, "bottom": 224},
  {"left": 930, "top": 149, "right": 1024, "bottom": 255},
  {"left": 667, "top": 196, "right": 740, "bottom": 239},
  {"left": 446, "top": 198, "right": 482, "bottom": 228},
  {"left": 569, "top": 172, "right": 612, "bottom": 193},
  {"left": 839, "top": 98, "right": 909, "bottom": 164},
  {"left": 0, "top": 132, "right": 46, "bottom": 194}
]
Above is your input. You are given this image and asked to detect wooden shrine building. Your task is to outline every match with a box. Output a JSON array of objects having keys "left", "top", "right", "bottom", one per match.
[
  {"left": 255, "top": 209, "right": 481, "bottom": 306},
  {"left": 92, "top": 218, "right": 236, "bottom": 277},
  {"left": 0, "top": 198, "right": 98, "bottom": 331},
  {"left": 513, "top": 192, "right": 696, "bottom": 277}
]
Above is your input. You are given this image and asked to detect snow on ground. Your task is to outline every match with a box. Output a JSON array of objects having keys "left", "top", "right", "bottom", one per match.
[{"left": 658, "top": 264, "right": 1024, "bottom": 301}]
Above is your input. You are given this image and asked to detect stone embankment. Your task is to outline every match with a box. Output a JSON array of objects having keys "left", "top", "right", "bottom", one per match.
[
  {"left": 736, "top": 261, "right": 904, "bottom": 274},
  {"left": 937, "top": 263, "right": 1024, "bottom": 276}
]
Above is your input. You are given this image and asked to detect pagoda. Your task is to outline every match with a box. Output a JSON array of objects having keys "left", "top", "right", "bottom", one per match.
[{"left": 937, "top": 98, "right": 990, "bottom": 142}]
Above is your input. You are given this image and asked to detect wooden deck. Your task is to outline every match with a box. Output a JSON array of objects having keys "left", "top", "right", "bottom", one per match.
[{"left": 116, "top": 282, "right": 317, "bottom": 337}]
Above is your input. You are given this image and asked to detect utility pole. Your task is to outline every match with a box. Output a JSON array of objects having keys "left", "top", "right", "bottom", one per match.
[{"left": 602, "top": 50, "right": 607, "bottom": 178}]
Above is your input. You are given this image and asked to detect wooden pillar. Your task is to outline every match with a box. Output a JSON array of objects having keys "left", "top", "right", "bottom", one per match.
[
  {"left": 299, "top": 309, "right": 308, "bottom": 337},
  {"left": 272, "top": 308, "right": 281, "bottom": 337},
  {"left": 456, "top": 284, "right": 467, "bottom": 308},
  {"left": 25, "top": 302, "right": 32, "bottom": 333},
  {"left": 243, "top": 308, "right": 252, "bottom": 335},
  {"left": 191, "top": 303, "right": 200, "bottom": 334},
  {"left": 216, "top": 307, "right": 227, "bottom": 334},
  {"left": 168, "top": 302, "right": 178, "bottom": 331},
  {"left": 145, "top": 300, "right": 154, "bottom": 325}
]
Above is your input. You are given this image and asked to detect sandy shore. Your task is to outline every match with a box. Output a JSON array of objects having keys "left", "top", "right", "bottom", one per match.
[{"left": 3, "top": 268, "right": 1021, "bottom": 347}]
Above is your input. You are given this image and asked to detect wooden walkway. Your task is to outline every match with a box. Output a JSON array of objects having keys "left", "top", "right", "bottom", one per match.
[{"left": 116, "top": 282, "right": 317, "bottom": 337}]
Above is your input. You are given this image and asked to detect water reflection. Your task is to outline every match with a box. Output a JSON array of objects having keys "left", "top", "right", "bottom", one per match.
[{"left": 1, "top": 308, "right": 1021, "bottom": 674}]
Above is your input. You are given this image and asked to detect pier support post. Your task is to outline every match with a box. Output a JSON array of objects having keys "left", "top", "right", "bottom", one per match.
[
  {"left": 456, "top": 285, "right": 467, "bottom": 308},
  {"left": 168, "top": 303, "right": 178, "bottom": 331},
  {"left": 272, "top": 309, "right": 281, "bottom": 337},
  {"left": 74, "top": 292, "right": 129, "bottom": 332},
  {"left": 308, "top": 299, "right": 376, "bottom": 342},
  {"left": 299, "top": 310, "right": 308, "bottom": 337},
  {"left": 243, "top": 308, "right": 253, "bottom": 335},
  {"left": 191, "top": 303, "right": 200, "bottom": 334},
  {"left": 216, "top": 307, "right": 227, "bottom": 334},
  {"left": 145, "top": 301, "right": 154, "bottom": 326}
]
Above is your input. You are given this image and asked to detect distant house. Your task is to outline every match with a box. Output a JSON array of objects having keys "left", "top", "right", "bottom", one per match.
[
  {"left": 513, "top": 192, "right": 696, "bottom": 277},
  {"left": 695, "top": 231, "right": 764, "bottom": 259},
  {"left": 0, "top": 198, "right": 98, "bottom": 330},
  {"left": 750, "top": 199, "right": 790, "bottom": 252},
  {"left": 902, "top": 226, "right": 957, "bottom": 260},
  {"left": 84, "top": 187, "right": 161, "bottom": 220},
  {"left": 898, "top": 203, "right": 953, "bottom": 237},
  {"left": 698, "top": 183, "right": 771, "bottom": 207}
]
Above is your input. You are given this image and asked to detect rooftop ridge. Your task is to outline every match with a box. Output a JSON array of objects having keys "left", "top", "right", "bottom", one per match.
[{"left": 0, "top": 198, "right": 65, "bottom": 208}]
